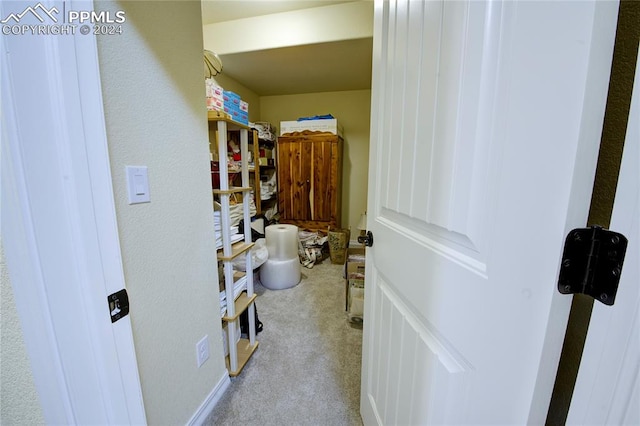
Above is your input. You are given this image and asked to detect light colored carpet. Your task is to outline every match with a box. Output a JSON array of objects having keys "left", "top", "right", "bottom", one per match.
[{"left": 205, "top": 260, "right": 364, "bottom": 426}]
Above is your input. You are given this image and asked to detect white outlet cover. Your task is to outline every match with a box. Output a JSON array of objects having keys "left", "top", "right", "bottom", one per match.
[{"left": 196, "top": 335, "right": 210, "bottom": 368}]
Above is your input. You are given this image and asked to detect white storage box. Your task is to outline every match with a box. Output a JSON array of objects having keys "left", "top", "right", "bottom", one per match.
[{"left": 280, "top": 119, "right": 343, "bottom": 137}]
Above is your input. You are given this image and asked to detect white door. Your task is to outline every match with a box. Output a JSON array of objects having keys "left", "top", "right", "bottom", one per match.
[
  {"left": 1, "top": 1, "right": 146, "bottom": 423},
  {"left": 361, "top": 1, "right": 619, "bottom": 424},
  {"left": 566, "top": 46, "right": 640, "bottom": 426}
]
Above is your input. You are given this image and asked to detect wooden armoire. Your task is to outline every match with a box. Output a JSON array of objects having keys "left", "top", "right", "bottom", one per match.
[{"left": 277, "top": 131, "right": 343, "bottom": 230}]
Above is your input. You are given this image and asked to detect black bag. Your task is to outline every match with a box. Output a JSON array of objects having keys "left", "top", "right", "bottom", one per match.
[
  {"left": 238, "top": 215, "right": 268, "bottom": 242},
  {"left": 240, "top": 300, "right": 263, "bottom": 335}
]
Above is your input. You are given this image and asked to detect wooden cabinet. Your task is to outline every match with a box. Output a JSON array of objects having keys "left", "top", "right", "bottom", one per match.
[{"left": 277, "top": 132, "right": 342, "bottom": 230}]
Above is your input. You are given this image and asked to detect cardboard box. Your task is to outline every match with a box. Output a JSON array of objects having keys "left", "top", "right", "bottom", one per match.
[
  {"left": 206, "top": 97, "right": 224, "bottom": 111},
  {"left": 223, "top": 104, "right": 248, "bottom": 125},
  {"left": 205, "top": 79, "right": 223, "bottom": 99},
  {"left": 280, "top": 119, "right": 343, "bottom": 137},
  {"left": 346, "top": 247, "right": 365, "bottom": 265},
  {"left": 348, "top": 282, "right": 365, "bottom": 321},
  {"left": 223, "top": 103, "right": 240, "bottom": 113},
  {"left": 223, "top": 90, "right": 241, "bottom": 105},
  {"left": 347, "top": 261, "right": 365, "bottom": 279},
  {"left": 345, "top": 247, "right": 365, "bottom": 311}
]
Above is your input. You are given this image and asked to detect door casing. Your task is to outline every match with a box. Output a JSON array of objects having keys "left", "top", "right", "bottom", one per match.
[{"left": 1, "top": 0, "right": 146, "bottom": 423}]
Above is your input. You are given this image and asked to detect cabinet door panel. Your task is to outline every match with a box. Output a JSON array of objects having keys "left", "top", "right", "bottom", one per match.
[
  {"left": 278, "top": 140, "right": 311, "bottom": 221},
  {"left": 311, "top": 140, "right": 333, "bottom": 222},
  {"left": 296, "top": 141, "right": 313, "bottom": 220}
]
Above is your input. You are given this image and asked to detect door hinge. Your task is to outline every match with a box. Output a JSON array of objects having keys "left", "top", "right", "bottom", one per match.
[
  {"left": 108, "top": 289, "right": 130, "bottom": 323},
  {"left": 557, "top": 226, "right": 627, "bottom": 306}
]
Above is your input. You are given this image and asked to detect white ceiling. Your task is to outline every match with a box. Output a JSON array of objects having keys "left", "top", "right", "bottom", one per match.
[{"left": 201, "top": 1, "right": 372, "bottom": 96}]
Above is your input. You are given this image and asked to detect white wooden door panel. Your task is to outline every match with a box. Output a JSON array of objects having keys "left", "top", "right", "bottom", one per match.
[
  {"left": 567, "top": 46, "right": 640, "bottom": 426},
  {"left": 362, "top": 0, "right": 619, "bottom": 424},
  {"left": 368, "top": 271, "right": 472, "bottom": 425}
]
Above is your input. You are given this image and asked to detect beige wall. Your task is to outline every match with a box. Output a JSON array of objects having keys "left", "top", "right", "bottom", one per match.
[
  {"left": 95, "top": 1, "right": 227, "bottom": 423},
  {"left": 0, "top": 241, "right": 45, "bottom": 425},
  {"left": 203, "top": 1, "right": 373, "bottom": 55},
  {"left": 260, "top": 90, "right": 371, "bottom": 231}
]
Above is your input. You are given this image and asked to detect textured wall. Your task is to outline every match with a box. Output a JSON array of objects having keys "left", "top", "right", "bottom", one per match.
[
  {"left": 588, "top": 0, "right": 639, "bottom": 228},
  {"left": 95, "top": 1, "right": 227, "bottom": 423},
  {"left": 260, "top": 90, "right": 372, "bottom": 232},
  {"left": 0, "top": 241, "right": 45, "bottom": 425}
]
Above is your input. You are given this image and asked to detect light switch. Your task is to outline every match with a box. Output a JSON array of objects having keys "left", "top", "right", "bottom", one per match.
[
  {"left": 126, "top": 166, "right": 150, "bottom": 204},
  {"left": 134, "top": 174, "right": 145, "bottom": 195}
]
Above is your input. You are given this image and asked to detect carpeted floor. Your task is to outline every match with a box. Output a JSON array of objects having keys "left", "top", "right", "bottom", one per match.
[{"left": 205, "top": 260, "right": 364, "bottom": 426}]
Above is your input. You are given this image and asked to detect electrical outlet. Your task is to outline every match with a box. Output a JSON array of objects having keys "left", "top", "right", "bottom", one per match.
[{"left": 196, "top": 335, "right": 210, "bottom": 368}]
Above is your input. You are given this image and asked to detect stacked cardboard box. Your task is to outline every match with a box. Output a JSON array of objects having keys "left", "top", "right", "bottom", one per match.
[
  {"left": 345, "top": 247, "right": 365, "bottom": 322},
  {"left": 280, "top": 119, "right": 343, "bottom": 137},
  {"left": 223, "top": 91, "right": 249, "bottom": 126},
  {"left": 205, "top": 79, "right": 224, "bottom": 111},
  {"left": 205, "top": 82, "right": 249, "bottom": 126}
]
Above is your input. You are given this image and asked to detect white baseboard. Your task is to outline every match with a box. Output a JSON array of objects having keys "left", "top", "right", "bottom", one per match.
[{"left": 186, "top": 371, "right": 231, "bottom": 426}]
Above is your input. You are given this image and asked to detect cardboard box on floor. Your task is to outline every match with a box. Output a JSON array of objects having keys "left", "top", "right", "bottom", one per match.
[
  {"left": 348, "top": 281, "right": 365, "bottom": 322},
  {"left": 345, "top": 247, "right": 366, "bottom": 312},
  {"left": 345, "top": 247, "right": 365, "bottom": 277},
  {"left": 346, "top": 259, "right": 365, "bottom": 278}
]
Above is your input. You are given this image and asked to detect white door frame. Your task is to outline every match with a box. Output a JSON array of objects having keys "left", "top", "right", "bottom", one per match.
[
  {"left": 567, "top": 45, "right": 640, "bottom": 425},
  {"left": 1, "top": 0, "right": 146, "bottom": 423}
]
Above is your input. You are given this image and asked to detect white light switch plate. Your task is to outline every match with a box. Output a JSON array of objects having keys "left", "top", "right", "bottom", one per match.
[{"left": 126, "top": 166, "right": 150, "bottom": 204}]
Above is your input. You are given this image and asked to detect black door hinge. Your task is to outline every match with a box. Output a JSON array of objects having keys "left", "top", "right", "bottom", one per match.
[
  {"left": 558, "top": 226, "right": 627, "bottom": 306},
  {"left": 108, "top": 289, "right": 130, "bottom": 323}
]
